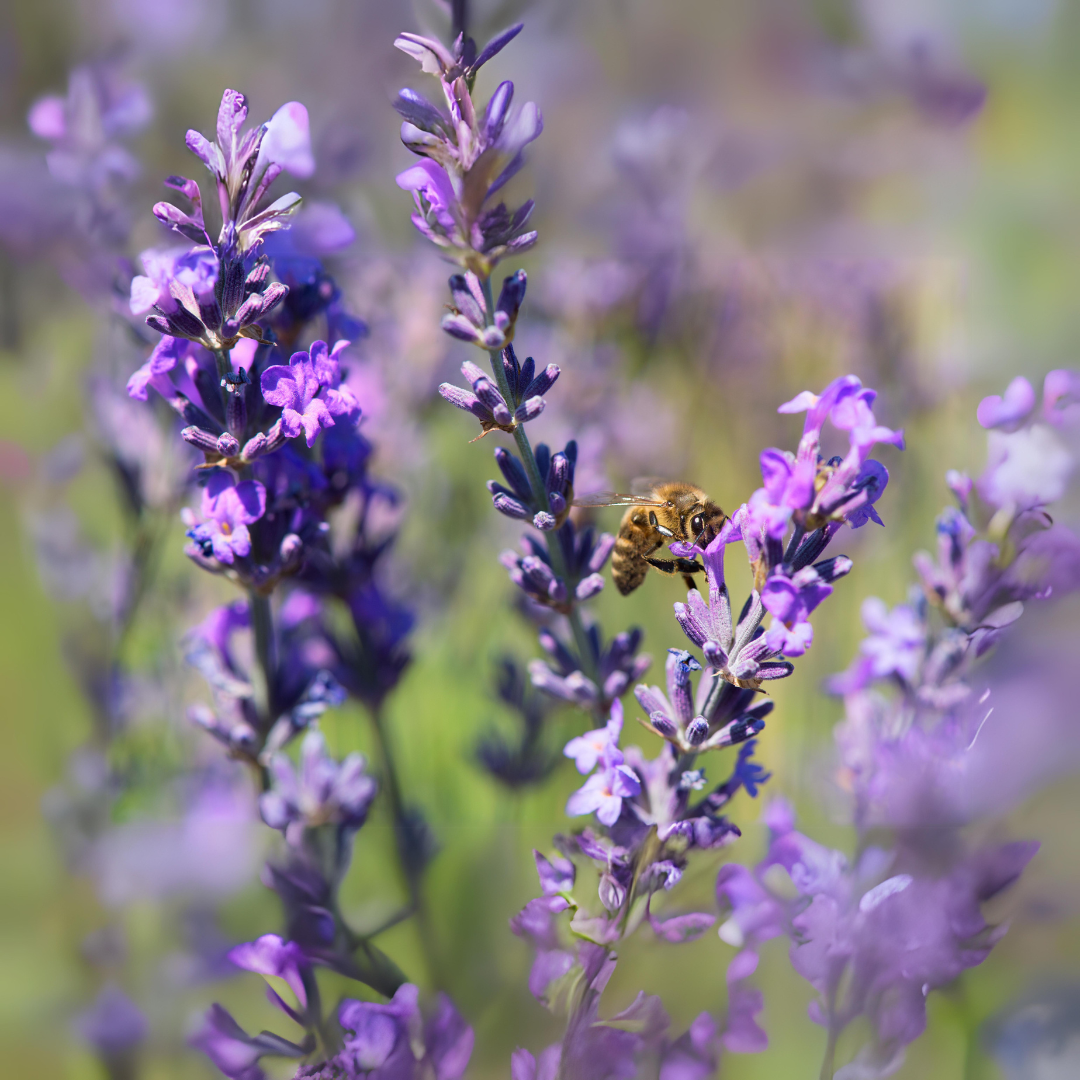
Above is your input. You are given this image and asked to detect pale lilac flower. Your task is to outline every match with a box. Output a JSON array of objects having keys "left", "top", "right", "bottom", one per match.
[
  {"left": 227, "top": 933, "right": 310, "bottom": 1010},
  {"left": 566, "top": 723, "right": 642, "bottom": 827},
  {"left": 129, "top": 245, "right": 217, "bottom": 315},
  {"left": 977, "top": 375, "right": 1037, "bottom": 432},
  {"left": 260, "top": 729, "right": 377, "bottom": 844},
  {"left": 564, "top": 699, "right": 625, "bottom": 774}
]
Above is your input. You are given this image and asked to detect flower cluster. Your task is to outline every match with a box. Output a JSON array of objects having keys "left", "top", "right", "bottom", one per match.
[
  {"left": 717, "top": 799, "right": 1037, "bottom": 1079},
  {"left": 105, "top": 83, "right": 468, "bottom": 1079},
  {"left": 711, "top": 374, "right": 1080, "bottom": 1077},
  {"left": 394, "top": 22, "right": 541, "bottom": 275}
]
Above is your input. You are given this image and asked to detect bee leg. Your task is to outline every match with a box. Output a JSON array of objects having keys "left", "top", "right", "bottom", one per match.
[{"left": 644, "top": 557, "right": 680, "bottom": 576}]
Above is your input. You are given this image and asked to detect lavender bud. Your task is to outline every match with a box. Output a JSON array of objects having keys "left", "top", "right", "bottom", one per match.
[
  {"left": 650, "top": 713, "right": 678, "bottom": 738},
  {"left": 181, "top": 426, "right": 222, "bottom": 453},
  {"left": 533, "top": 511, "right": 556, "bottom": 531},
  {"left": 492, "top": 492, "right": 532, "bottom": 520},
  {"left": 812, "top": 556, "right": 853, "bottom": 583},
  {"left": 241, "top": 432, "right": 268, "bottom": 460},
  {"left": 575, "top": 573, "right": 605, "bottom": 601},
  {"left": 484, "top": 80, "right": 515, "bottom": 142},
  {"left": 686, "top": 717, "right": 709, "bottom": 746},
  {"left": 514, "top": 396, "right": 545, "bottom": 423},
  {"left": 441, "top": 313, "right": 481, "bottom": 343},
  {"left": 548, "top": 492, "right": 567, "bottom": 518},
  {"left": 216, "top": 433, "right": 240, "bottom": 457},
  {"left": 226, "top": 388, "right": 247, "bottom": 435},
  {"left": 496, "top": 270, "right": 527, "bottom": 323},
  {"left": 448, "top": 274, "right": 485, "bottom": 325}
]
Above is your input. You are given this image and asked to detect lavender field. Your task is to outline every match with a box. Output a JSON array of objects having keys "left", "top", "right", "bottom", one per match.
[{"left": 2, "top": 1, "right": 1080, "bottom": 1078}]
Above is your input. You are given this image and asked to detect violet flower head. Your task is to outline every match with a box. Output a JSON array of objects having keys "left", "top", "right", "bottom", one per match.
[
  {"left": 184, "top": 471, "right": 266, "bottom": 564},
  {"left": 261, "top": 340, "right": 360, "bottom": 447},
  {"left": 28, "top": 61, "right": 150, "bottom": 192},
  {"left": 393, "top": 24, "right": 541, "bottom": 274},
  {"left": 565, "top": 701, "right": 642, "bottom": 826},
  {"left": 130, "top": 244, "right": 218, "bottom": 316},
  {"left": 158, "top": 89, "right": 311, "bottom": 255},
  {"left": 260, "top": 729, "right": 377, "bottom": 844},
  {"left": 298, "top": 984, "right": 474, "bottom": 1080}
]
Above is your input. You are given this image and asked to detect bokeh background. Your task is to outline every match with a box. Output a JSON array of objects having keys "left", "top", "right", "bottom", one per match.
[{"left": 2, "top": 0, "right": 1080, "bottom": 1077}]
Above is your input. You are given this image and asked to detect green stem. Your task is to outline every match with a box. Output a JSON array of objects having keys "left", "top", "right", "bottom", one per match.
[
  {"left": 479, "top": 276, "right": 599, "bottom": 687},
  {"left": 369, "top": 703, "right": 441, "bottom": 986},
  {"left": 249, "top": 591, "right": 276, "bottom": 726},
  {"left": 819, "top": 1026, "right": 838, "bottom": 1080}
]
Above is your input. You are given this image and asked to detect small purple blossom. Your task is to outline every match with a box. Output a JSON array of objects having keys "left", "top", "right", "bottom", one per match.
[
  {"left": 261, "top": 340, "right": 359, "bottom": 447},
  {"left": 260, "top": 729, "right": 377, "bottom": 844},
  {"left": 977, "top": 375, "right": 1037, "bottom": 432},
  {"left": 761, "top": 568, "right": 833, "bottom": 658},
  {"left": 564, "top": 699, "right": 626, "bottom": 774},
  {"left": 184, "top": 472, "right": 266, "bottom": 564},
  {"left": 227, "top": 933, "right": 310, "bottom": 1010},
  {"left": 565, "top": 706, "right": 642, "bottom": 827}
]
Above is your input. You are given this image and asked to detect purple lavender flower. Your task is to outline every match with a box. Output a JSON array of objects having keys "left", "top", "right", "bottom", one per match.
[
  {"left": 260, "top": 729, "right": 377, "bottom": 845},
  {"left": 441, "top": 270, "right": 528, "bottom": 350},
  {"left": 227, "top": 933, "right": 311, "bottom": 1012},
  {"left": 130, "top": 245, "right": 218, "bottom": 315},
  {"left": 827, "top": 596, "right": 926, "bottom": 693},
  {"left": 296, "top": 984, "right": 474, "bottom": 1080},
  {"left": 260, "top": 340, "right": 360, "bottom": 447},
  {"left": 158, "top": 90, "right": 310, "bottom": 255},
  {"left": 183, "top": 472, "right": 266, "bottom": 564},
  {"left": 564, "top": 699, "right": 626, "bottom": 774},
  {"left": 190, "top": 1002, "right": 310, "bottom": 1079},
  {"left": 393, "top": 25, "right": 540, "bottom": 274},
  {"left": 977, "top": 375, "right": 1037, "bottom": 432},
  {"left": 72, "top": 984, "right": 148, "bottom": 1057},
  {"left": 528, "top": 624, "right": 649, "bottom": 715},
  {"left": 565, "top": 702, "right": 642, "bottom": 826},
  {"left": 760, "top": 567, "right": 833, "bottom": 657}
]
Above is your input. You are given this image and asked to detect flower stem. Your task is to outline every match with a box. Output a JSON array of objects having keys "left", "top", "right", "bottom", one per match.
[
  {"left": 369, "top": 703, "right": 441, "bottom": 986},
  {"left": 479, "top": 275, "right": 598, "bottom": 685},
  {"left": 819, "top": 1026, "right": 838, "bottom": 1080},
  {"left": 249, "top": 590, "right": 276, "bottom": 726}
]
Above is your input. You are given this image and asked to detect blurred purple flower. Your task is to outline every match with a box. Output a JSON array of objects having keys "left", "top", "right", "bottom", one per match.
[
  {"left": 72, "top": 983, "right": 148, "bottom": 1057},
  {"left": 260, "top": 729, "right": 377, "bottom": 845}
]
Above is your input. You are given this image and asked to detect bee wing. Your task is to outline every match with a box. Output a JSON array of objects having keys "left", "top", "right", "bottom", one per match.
[
  {"left": 572, "top": 491, "right": 671, "bottom": 508},
  {"left": 629, "top": 475, "right": 670, "bottom": 497}
]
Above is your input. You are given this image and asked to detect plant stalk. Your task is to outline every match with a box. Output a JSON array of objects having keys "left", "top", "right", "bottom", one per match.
[{"left": 480, "top": 275, "right": 598, "bottom": 685}]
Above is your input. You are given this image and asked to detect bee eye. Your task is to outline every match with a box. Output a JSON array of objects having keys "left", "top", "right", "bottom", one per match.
[{"left": 691, "top": 515, "right": 704, "bottom": 535}]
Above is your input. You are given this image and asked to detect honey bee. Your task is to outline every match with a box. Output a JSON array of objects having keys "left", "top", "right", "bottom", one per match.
[{"left": 574, "top": 481, "right": 727, "bottom": 595}]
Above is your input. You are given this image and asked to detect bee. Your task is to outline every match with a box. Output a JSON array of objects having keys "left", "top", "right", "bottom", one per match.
[{"left": 574, "top": 481, "right": 727, "bottom": 595}]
